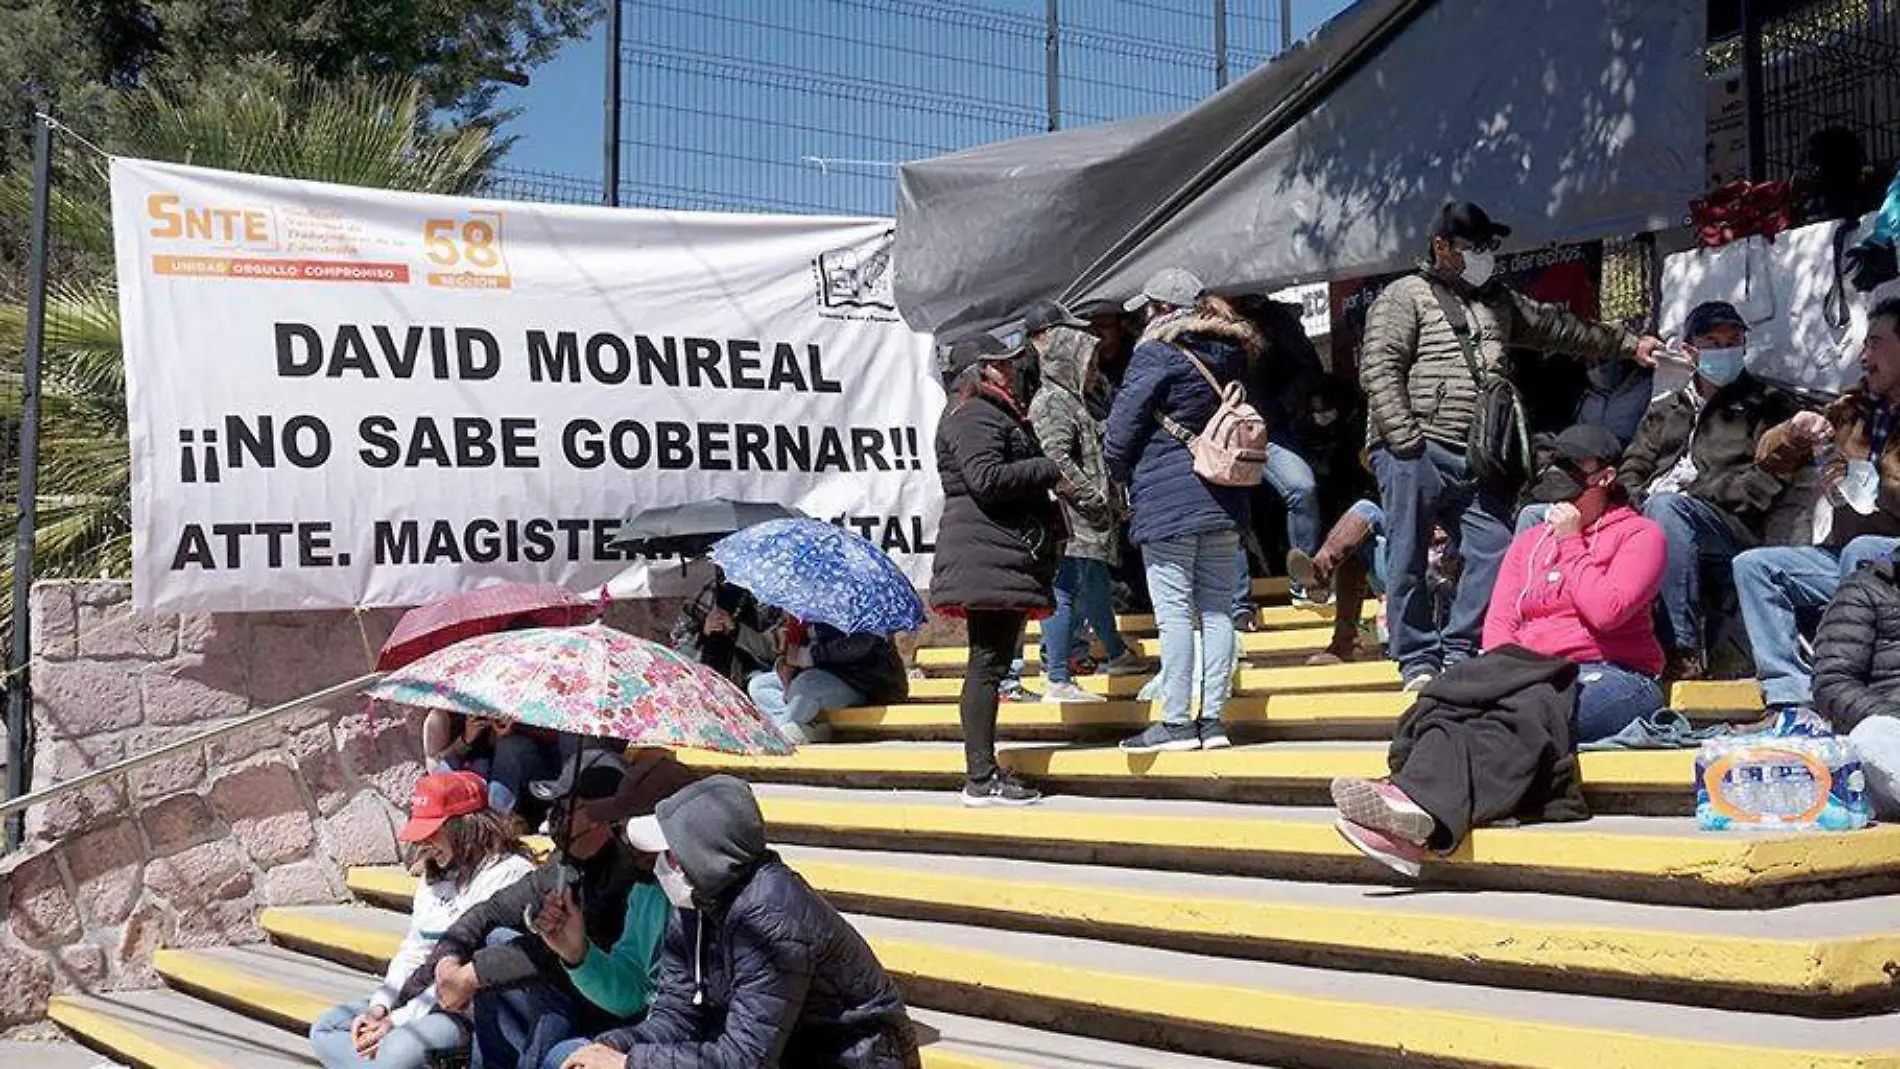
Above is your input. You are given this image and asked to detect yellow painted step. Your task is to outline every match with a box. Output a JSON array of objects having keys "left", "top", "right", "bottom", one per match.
[
  {"left": 826, "top": 690, "right": 1414, "bottom": 735},
  {"left": 754, "top": 788, "right": 1900, "bottom": 896},
  {"left": 915, "top": 626, "right": 1339, "bottom": 671},
  {"left": 680, "top": 742, "right": 1693, "bottom": 796},
  {"left": 1025, "top": 599, "right": 1374, "bottom": 638},
  {"left": 47, "top": 995, "right": 225, "bottom": 1069},
  {"left": 903, "top": 659, "right": 1403, "bottom": 701}
]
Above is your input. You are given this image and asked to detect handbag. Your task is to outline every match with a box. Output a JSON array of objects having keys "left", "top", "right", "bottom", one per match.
[{"left": 1427, "top": 279, "right": 1529, "bottom": 486}]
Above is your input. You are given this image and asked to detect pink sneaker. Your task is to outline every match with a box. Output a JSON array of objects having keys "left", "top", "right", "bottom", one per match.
[
  {"left": 1329, "top": 776, "right": 1434, "bottom": 845},
  {"left": 1335, "top": 818, "right": 1427, "bottom": 879}
]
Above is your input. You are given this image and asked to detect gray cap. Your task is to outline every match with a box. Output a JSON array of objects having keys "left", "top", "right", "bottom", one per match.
[{"left": 1123, "top": 267, "right": 1206, "bottom": 313}]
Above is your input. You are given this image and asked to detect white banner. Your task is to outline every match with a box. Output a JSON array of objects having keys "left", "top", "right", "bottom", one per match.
[{"left": 110, "top": 159, "right": 943, "bottom": 614}]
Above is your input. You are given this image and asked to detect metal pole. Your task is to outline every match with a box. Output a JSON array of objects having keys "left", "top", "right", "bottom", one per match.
[
  {"left": 1214, "top": 0, "right": 1229, "bottom": 88},
  {"left": 1045, "top": 0, "right": 1060, "bottom": 132},
  {"left": 6, "top": 115, "right": 53, "bottom": 851},
  {"left": 1741, "top": 0, "right": 1767, "bottom": 181},
  {"left": 603, "top": 0, "right": 623, "bottom": 206},
  {"left": 1280, "top": 0, "right": 1293, "bottom": 52}
]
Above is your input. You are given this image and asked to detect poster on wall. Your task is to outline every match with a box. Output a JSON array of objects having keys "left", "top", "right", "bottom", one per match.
[{"left": 110, "top": 158, "right": 944, "bottom": 614}]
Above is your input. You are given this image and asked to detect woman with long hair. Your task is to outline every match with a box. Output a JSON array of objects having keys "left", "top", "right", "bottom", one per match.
[
  {"left": 309, "top": 771, "right": 535, "bottom": 1069},
  {"left": 930, "top": 334, "right": 1064, "bottom": 807}
]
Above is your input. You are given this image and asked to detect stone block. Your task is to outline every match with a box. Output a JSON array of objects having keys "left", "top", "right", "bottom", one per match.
[
  {"left": 34, "top": 660, "right": 142, "bottom": 739},
  {"left": 32, "top": 584, "right": 78, "bottom": 662},
  {"left": 24, "top": 737, "right": 129, "bottom": 844},
  {"left": 178, "top": 611, "right": 247, "bottom": 662},
  {"left": 0, "top": 944, "right": 54, "bottom": 1028},
  {"left": 139, "top": 793, "right": 224, "bottom": 855},
  {"left": 123, "top": 728, "right": 208, "bottom": 802},
  {"left": 7, "top": 852, "right": 79, "bottom": 947},
  {"left": 169, "top": 897, "right": 263, "bottom": 949},
  {"left": 146, "top": 841, "right": 252, "bottom": 910},
  {"left": 114, "top": 903, "right": 170, "bottom": 988},
  {"left": 320, "top": 793, "right": 399, "bottom": 867},
  {"left": 249, "top": 618, "right": 374, "bottom": 707},
  {"left": 263, "top": 860, "right": 337, "bottom": 906},
  {"left": 207, "top": 722, "right": 287, "bottom": 766},
  {"left": 76, "top": 584, "right": 176, "bottom": 661},
  {"left": 57, "top": 944, "right": 108, "bottom": 989},
  {"left": 64, "top": 819, "right": 145, "bottom": 926},
  {"left": 139, "top": 656, "right": 248, "bottom": 727},
  {"left": 209, "top": 759, "right": 314, "bottom": 867},
  {"left": 289, "top": 724, "right": 351, "bottom": 816}
]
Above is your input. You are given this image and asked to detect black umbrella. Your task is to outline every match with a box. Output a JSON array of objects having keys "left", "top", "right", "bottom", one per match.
[{"left": 610, "top": 499, "right": 804, "bottom": 558}]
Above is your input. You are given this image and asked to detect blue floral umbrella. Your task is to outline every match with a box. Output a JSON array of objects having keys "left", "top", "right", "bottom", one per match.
[{"left": 710, "top": 518, "right": 926, "bottom": 635}]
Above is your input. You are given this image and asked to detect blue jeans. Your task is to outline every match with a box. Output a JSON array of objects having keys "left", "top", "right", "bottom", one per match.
[
  {"left": 470, "top": 930, "right": 592, "bottom": 1069},
  {"left": 310, "top": 1001, "right": 468, "bottom": 1069},
  {"left": 1146, "top": 530, "right": 1240, "bottom": 726},
  {"left": 1643, "top": 493, "right": 1747, "bottom": 650},
  {"left": 487, "top": 731, "right": 563, "bottom": 816},
  {"left": 1573, "top": 662, "right": 1666, "bottom": 744},
  {"left": 1370, "top": 442, "right": 1514, "bottom": 678},
  {"left": 1233, "top": 443, "right": 1322, "bottom": 612},
  {"left": 1733, "top": 537, "right": 1900, "bottom": 706},
  {"left": 1043, "top": 557, "right": 1130, "bottom": 683},
  {"left": 747, "top": 668, "right": 866, "bottom": 728},
  {"left": 543, "top": 1038, "right": 591, "bottom": 1069},
  {"left": 1514, "top": 503, "right": 1550, "bottom": 535},
  {"left": 1849, "top": 716, "right": 1900, "bottom": 819}
]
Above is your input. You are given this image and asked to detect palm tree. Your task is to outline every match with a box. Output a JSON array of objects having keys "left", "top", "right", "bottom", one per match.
[{"left": 0, "top": 58, "right": 497, "bottom": 613}]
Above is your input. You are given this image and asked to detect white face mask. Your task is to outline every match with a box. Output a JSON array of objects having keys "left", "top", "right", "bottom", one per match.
[
  {"left": 1459, "top": 249, "right": 1497, "bottom": 288},
  {"left": 654, "top": 850, "right": 696, "bottom": 910}
]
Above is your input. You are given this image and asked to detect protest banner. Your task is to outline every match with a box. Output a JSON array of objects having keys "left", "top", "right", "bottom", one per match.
[{"left": 111, "top": 158, "right": 943, "bottom": 614}]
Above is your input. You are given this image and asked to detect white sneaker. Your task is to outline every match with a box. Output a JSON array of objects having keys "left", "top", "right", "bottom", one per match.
[
  {"left": 778, "top": 721, "right": 835, "bottom": 745},
  {"left": 1042, "top": 680, "right": 1106, "bottom": 704},
  {"left": 1401, "top": 672, "right": 1435, "bottom": 694}
]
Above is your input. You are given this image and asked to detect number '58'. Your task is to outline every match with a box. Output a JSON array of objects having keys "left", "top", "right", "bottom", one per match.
[{"left": 424, "top": 216, "right": 502, "bottom": 269}]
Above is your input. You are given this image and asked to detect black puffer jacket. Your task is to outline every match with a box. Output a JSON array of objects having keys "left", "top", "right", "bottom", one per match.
[
  {"left": 600, "top": 777, "right": 920, "bottom": 1069},
  {"left": 1617, "top": 373, "right": 1801, "bottom": 542},
  {"left": 1813, "top": 557, "right": 1900, "bottom": 732},
  {"left": 929, "top": 387, "right": 1063, "bottom": 613}
]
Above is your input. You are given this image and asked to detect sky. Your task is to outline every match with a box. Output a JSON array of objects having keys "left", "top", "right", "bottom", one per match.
[{"left": 497, "top": 0, "right": 1358, "bottom": 214}]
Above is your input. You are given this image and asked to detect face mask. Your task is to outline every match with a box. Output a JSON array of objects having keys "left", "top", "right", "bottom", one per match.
[
  {"left": 654, "top": 850, "right": 696, "bottom": 910},
  {"left": 1529, "top": 463, "right": 1589, "bottom": 504},
  {"left": 1696, "top": 346, "right": 1746, "bottom": 387},
  {"left": 1459, "top": 249, "right": 1497, "bottom": 288},
  {"left": 1311, "top": 409, "right": 1340, "bottom": 428}
]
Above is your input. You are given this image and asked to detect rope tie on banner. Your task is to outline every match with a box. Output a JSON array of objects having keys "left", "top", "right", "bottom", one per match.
[
  {"left": 32, "top": 112, "right": 112, "bottom": 161},
  {"left": 352, "top": 605, "right": 383, "bottom": 728}
]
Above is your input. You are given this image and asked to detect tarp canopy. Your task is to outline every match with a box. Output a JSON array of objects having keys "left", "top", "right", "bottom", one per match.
[{"left": 894, "top": 0, "right": 1709, "bottom": 338}]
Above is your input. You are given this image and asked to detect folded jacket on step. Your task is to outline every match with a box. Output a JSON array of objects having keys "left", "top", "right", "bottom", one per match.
[{"left": 1389, "top": 645, "right": 1589, "bottom": 851}]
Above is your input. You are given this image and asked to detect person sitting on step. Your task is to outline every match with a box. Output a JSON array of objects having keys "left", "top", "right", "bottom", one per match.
[
  {"left": 747, "top": 616, "right": 909, "bottom": 745},
  {"left": 1811, "top": 544, "right": 1900, "bottom": 819},
  {"left": 1291, "top": 502, "right": 1458, "bottom": 666},
  {"left": 309, "top": 771, "right": 536, "bottom": 1069}
]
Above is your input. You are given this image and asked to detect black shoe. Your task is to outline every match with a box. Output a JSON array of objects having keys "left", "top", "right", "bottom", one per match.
[{"left": 962, "top": 773, "right": 1043, "bottom": 807}]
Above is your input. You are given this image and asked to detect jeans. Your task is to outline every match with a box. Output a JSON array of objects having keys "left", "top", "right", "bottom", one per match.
[
  {"left": 1044, "top": 557, "right": 1131, "bottom": 683},
  {"left": 1643, "top": 494, "right": 1747, "bottom": 650},
  {"left": 310, "top": 1001, "right": 468, "bottom": 1069},
  {"left": 487, "top": 731, "right": 564, "bottom": 817},
  {"left": 1848, "top": 716, "right": 1900, "bottom": 819},
  {"left": 543, "top": 1038, "right": 590, "bottom": 1069},
  {"left": 1146, "top": 530, "right": 1241, "bottom": 726},
  {"left": 1371, "top": 442, "right": 1514, "bottom": 678},
  {"left": 1344, "top": 499, "right": 1390, "bottom": 595},
  {"left": 1573, "top": 662, "right": 1666, "bottom": 744},
  {"left": 470, "top": 930, "right": 592, "bottom": 1069},
  {"left": 747, "top": 668, "right": 866, "bottom": 728},
  {"left": 1513, "top": 503, "right": 1550, "bottom": 535},
  {"left": 1233, "top": 443, "right": 1322, "bottom": 613},
  {"left": 962, "top": 609, "right": 1025, "bottom": 784},
  {"left": 1733, "top": 537, "right": 1900, "bottom": 706}
]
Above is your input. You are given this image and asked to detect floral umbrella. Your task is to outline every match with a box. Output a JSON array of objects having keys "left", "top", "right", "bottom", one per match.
[
  {"left": 366, "top": 624, "right": 791, "bottom": 756},
  {"left": 710, "top": 518, "right": 925, "bottom": 635}
]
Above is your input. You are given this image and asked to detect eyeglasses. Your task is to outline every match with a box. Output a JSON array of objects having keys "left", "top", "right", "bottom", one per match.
[{"left": 1452, "top": 238, "right": 1502, "bottom": 254}]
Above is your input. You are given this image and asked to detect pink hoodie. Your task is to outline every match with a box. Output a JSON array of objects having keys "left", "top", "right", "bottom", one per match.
[{"left": 1482, "top": 503, "right": 1666, "bottom": 676}]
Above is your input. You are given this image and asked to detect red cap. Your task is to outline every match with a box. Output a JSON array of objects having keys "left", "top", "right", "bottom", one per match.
[{"left": 398, "top": 771, "right": 490, "bottom": 843}]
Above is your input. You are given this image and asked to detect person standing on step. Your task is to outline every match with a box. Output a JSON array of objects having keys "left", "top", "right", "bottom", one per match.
[
  {"left": 559, "top": 776, "right": 921, "bottom": 1069},
  {"left": 1736, "top": 298, "right": 1900, "bottom": 716},
  {"left": 747, "top": 617, "right": 910, "bottom": 744},
  {"left": 310, "top": 772, "right": 536, "bottom": 1069},
  {"left": 1106, "top": 272, "right": 1258, "bottom": 753},
  {"left": 1023, "top": 298, "right": 1145, "bottom": 703},
  {"left": 1231, "top": 292, "right": 1327, "bottom": 623},
  {"left": 1360, "top": 201, "right": 1660, "bottom": 693},
  {"left": 930, "top": 334, "right": 1062, "bottom": 807},
  {"left": 1615, "top": 301, "right": 1803, "bottom": 682}
]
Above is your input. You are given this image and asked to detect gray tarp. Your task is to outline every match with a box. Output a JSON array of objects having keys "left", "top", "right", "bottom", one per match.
[{"left": 894, "top": 0, "right": 1708, "bottom": 338}]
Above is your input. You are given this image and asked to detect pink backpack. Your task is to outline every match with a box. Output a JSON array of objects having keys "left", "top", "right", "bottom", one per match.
[{"left": 1158, "top": 346, "right": 1269, "bottom": 487}]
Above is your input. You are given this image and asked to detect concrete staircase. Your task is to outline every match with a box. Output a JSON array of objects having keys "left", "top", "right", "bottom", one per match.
[{"left": 47, "top": 579, "right": 1900, "bottom": 1067}]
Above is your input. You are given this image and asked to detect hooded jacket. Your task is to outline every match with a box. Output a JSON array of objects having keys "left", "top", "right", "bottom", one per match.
[
  {"left": 1813, "top": 556, "right": 1900, "bottom": 733},
  {"left": 1360, "top": 270, "right": 1638, "bottom": 457},
  {"left": 1027, "top": 326, "right": 1119, "bottom": 563},
  {"left": 600, "top": 776, "right": 920, "bottom": 1069},
  {"left": 1481, "top": 504, "right": 1666, "bottom": 676},
  {"left": 1756, "top": 386, "right": 1900, "bottom": 549},
  {"left": 1617, "top": 372, "right": 1801, "bottom": 542},
  {"left": 1103, "top": 304, "right": 1258, "bottom": 546},
  {"left": 929, "top": 385, "right": 1063, "bottom": 614},
  {"left": 808, "top": 622, "right": 909, "bottom": 706}
]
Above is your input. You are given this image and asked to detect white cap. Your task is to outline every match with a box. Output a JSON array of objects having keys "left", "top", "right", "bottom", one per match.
[{"left": 625, "top": 814, "right": 669, "bottom": 853}]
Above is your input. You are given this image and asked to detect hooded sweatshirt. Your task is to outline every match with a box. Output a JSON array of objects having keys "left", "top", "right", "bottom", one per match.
[
  {"left": 1481, "top": 503, "right": 1666, "bottom": 676},
  {"left": 1027, "top": 325, "right": 1119, "bottom": 563},
  {"left": 601, "top": 776, "right": 920, "bottom": 1069}
]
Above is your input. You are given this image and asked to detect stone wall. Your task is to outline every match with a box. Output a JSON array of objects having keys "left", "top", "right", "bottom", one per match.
[{"left": 0, "top": 580, "right": 677, "bottom": 1029}]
